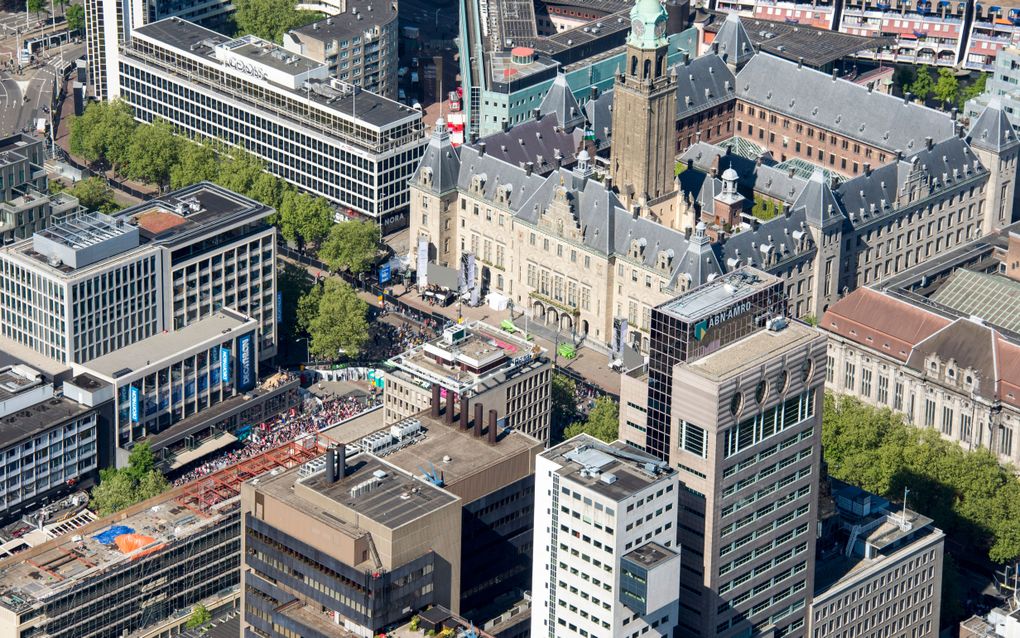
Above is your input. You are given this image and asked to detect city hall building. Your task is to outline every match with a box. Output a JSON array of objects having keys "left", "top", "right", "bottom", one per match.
[{"left": 117, "top": 17, "right": 427, "bottom": 229}]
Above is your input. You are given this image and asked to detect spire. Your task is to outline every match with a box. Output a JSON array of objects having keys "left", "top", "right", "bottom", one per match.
[
  {"left": 412, "top": 118, "right": 460, "bottom": 194},
  {"left": 628, "top": 0, "right": 669, "bottom": 50},
  {"left": 796, "top": 170, "right": 843, "bottom": 229},
  {"left": 968, "top": 96, "right": 1019, "bottom": 153},
  {"left": 713, "top": 12, "right": 755, "bottom": 69},
  {"left": 540, "top": 73, "right": 584, "bottom": 130}
]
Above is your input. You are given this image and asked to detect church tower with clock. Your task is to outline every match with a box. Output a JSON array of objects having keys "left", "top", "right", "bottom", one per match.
[{"left": 609, "top": 0, "right": 677, "bottom": 211}]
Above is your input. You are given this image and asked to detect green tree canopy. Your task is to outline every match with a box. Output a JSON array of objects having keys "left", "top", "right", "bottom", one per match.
[
  {"left": 277, "top": 190, "right": 334, "bottom": 247},
  {"left": 89, "top": 443, "right": 169, "bottom": 515},
  {"left": 27, "top": 0, "right": 48, "bottom": 18},
  {"left": 296, "top": 280, "right": 323, "bottom": 335},
  {"left": 959, "top": 72, "right": 989, "bottom": 109},
  {"left": 67, "top": 176, "right": 119, "bottom": 213},
  {"left": 170, "top": 138, "right": 220, "bottom": 189},
  {"left": 551, "top": 373, "right": 578, "bottom": 440},
  {"left": 305, "top": 279, "right": 370, "bottom": 359},
  {"left": 823, "top": 394, "right": 1020, "bottom": 563},
  {"left": 564, "top": 396, "right": 619, "bottom": 443},
  {"left": 216, "top": 144, "right": 267, "bottom": 195},
  {"left": 65, "top": 3, "right": 84, "bottom": 31},
  {"left": 909, "top": 67, "right": 935, "bottom": 101},
  {"left": 186, "top": 604, "right": 212, "bottom": 629},
  {"left": 319, "top": 220, "right": 379, "bottom": 274},
  {"left": 233, "top": 0, "right": 322, "bottom": 42},
  {"left": 934, "top": 68, "right": 960, "bottom": 108},
  {"left": 125, "top": 118, "right": 181, "bottom": 190},
  {"left": 68, "top": 99, "right": 137, "bottom": 174}
]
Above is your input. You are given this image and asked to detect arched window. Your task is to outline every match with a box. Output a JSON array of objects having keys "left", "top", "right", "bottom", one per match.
[
  {"left": 656, "top": 54, "right": 664, "bottom": 77},
  {"left": 630, "top": 56, "right": 638, "bottom": 76},
  {"left": 643, "top": 58, "right": 651, "bottom": 79}
]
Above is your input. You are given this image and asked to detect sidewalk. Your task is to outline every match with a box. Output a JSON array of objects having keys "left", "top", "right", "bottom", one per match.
[{"left": 281, "top": 254, "right": 623, "bottom": 395}]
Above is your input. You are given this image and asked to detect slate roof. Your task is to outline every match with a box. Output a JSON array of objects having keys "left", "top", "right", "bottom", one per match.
[
  {"left": 412, "top": 120, "right": 461, "bottom": 195},
  {"left": 967, "top": 97, "right": 1019, "bottom": 153},
  {"left": 835, "top": 137, "right": 984, "bottom": 228},
  {"left": 821, "top": 288, "right": 951, "bottom": 362},
  {"left": 679, "top": 142, "right": 805, "bottom": 204},
  {"left": 791, "top": 171, "right": 843, "bottom": 229},
  {"left": 584, "top": 88, "right": 614, "bottom": 148},
  {"left": 676, "top": 54, "right": 736, "bottom": 119},
  {"left": 907, "top": 318, "right": 999, "bottom": 401},
  {"left": 472, "top": 113, "right": 583, "bottom": 176},
  {"left": 735, "top": 54, "right": 956, "bottom": 154},
  {"left": 712, "top": 12, "right": 756, "bottom": 68},
  {"left": 539, "top": 73, "right": 585, "bottom": 130}
]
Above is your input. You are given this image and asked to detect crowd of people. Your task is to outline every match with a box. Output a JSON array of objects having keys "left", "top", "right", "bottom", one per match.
[{"left": 171, "top": 395, "right": 378, "bottom": 486}]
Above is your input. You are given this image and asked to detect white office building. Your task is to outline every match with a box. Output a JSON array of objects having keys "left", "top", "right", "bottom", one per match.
[
  {"left": 0, "top": 183, "right": 277, "bottom": 366},
  {"left": 117, "top": 18, "right": 427, "bottom": 229},
  {"left": 532, "top": 434, "right": 682, "bottom": 638}
]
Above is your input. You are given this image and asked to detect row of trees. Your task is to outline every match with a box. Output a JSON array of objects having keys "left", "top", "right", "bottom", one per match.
[
  {"left": 68, "top": 100, "right": 382, "bottom": 264},
  {"left": 89, "top": 443, "right": 170, "bottom": 515},
  {"left": 894, "top": 66, "right": 988, "bottom": 110},
  {"left": 296, "top": 279, "right": 370, "bottom": 359},
  {"left": 822, "top": 394, "right": 1020, "bottom": 563}
]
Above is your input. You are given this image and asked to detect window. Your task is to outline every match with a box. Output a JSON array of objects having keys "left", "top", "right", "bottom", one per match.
[
  {"left": 826, "top": 356, "right": 834, "bottom": 383},
  {"left": 844, "top": 362, "right": 855, "bottom": 390},
  {"left": 1001, "top": 425, "right": 1014, "bottom": 457},
  {"left": 681, "top": 421, "right": 707, "bottom": 458},
  {"left": 924, "top": 399, "right": 936, "bottom": 427},
  {"left": 861, "top": 368, "right": 872, "bottom": 398},
  {"left": 877, "top": 375, "right": 888, "bottom": 404},
  {"left": 894, "top": 382, "right": 904, "bottom": 411},
  {"left": 960, "top": 413, "right": 972, "bottom": 442},
  {"left": 942, "top": 406, "right": 954, "bottom": 436}
]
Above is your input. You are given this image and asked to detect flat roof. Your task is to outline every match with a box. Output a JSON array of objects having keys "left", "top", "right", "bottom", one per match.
[
  {"left": 688, "top": 320, "right": 820, "bottom": 380},
  {"left": 81, "top": 310, "right": 253, "bottom": 379},
  {"left": 623, "top": 541, "right": 679, "bottom": 569},
  {"left": 35, "top": 212, "right": 133, "bottom": 252},
  {"left": 289, "top": 2, "right": 398, "bottom": 41},
  {"left": 657, "top": 267, "right": 780, "bottom": 322},
  {"left": 0, "top": 366, "right": 42, "bottom": 402},
  {"left": 259, "top": 454, "right": 458, "bottom": 534},
  {"left": 221, "top": 34, "right": 322, "bottom": 75},
  {"left": 542, "top": 435, "right": 674, "bottom": 502},
  {"left": 0, "top": 395, "right": 91, "bottom": 450},
  {"left": 0, "top": 338, "right": 72, "bottom": 380},
  {"left": 131, "top": 18, "right": 420, "bottom": 131}
]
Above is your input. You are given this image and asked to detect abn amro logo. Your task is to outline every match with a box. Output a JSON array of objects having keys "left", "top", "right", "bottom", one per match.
[{"left": 694, "top": 319, "right": 708, "bottom": 341}]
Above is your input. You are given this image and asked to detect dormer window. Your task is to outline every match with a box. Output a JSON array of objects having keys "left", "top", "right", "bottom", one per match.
[
  {"left": 930, "top": 362, "right": 938, "bottom": 372},
  {"left": 947, "top": 368, "right": 955, "bottom": 379}
]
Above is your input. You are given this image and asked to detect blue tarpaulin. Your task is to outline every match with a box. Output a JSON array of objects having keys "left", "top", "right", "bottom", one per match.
[{"left": 93, "top": 526, "right": 134, "bottom": 544}]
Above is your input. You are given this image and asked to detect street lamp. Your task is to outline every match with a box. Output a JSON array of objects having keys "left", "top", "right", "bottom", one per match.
[{"left": 295, "top": 337, "right": 310, "bottom": 365}]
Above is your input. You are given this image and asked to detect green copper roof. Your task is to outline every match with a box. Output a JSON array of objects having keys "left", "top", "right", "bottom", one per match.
[{"left": 628, "top": 0, "right": 668, "bottom": 50}]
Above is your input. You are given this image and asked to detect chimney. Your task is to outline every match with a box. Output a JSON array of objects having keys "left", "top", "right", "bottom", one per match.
[
  {"left": 326, "top": 447, "right": 337, "bottom": 483},
  {"left": 460, "top": 395, "right": 470, "bottom": 428},
  {"left": 590, "top": 86, "right": 598, "bottom": 100},
  {"left": 951, "top": 107, "right": 958, "bottom": 121},
  {"left": 533, "top": 107, "right": 542, "bottom": 121},
  {"left": 925, "top": 136, "right": 933, "bottom": 151},
  {"left": 632, "top": 205, "right": 641, "bottom": 219},
  {"left": 431, "top": 384, "right": 441, "bottom": 418},
  {"left": 474, "top": 402, "right": 484, "bottom": 437},
  {"left": 478, "top": 141, "right": 486, "bottom": 156},
  {"left": 488, "top": 409, "right": 498, "bottom": 443},
  {"left": 683, "top": 51, "right": 691, "bottom": 65},
  {"left": 445, "top": 391, "right": 455, "bottom": 424},
  {"left": 904, "top": 92, "right": 912, "bottom": 104},
  {"left": 502, "top": 120, "right": 510, "bottom": 133},
  {"left": 863, "top": 162, "right": 871, "bottom": 176},
  {"left": 525, "top": 161, "right": 534, "bottom": 176},
  {"left": 867, "top": 82, "right": 874, "bottom": 93},
  {"left": 797, "top": 57, "right": 803, "bottom": 69},
  {"left": 604, "top": 176, "right": 614, "bottom": 191},
  {"left": 831, "top": 68, "right": 838, "bottom": 81}
]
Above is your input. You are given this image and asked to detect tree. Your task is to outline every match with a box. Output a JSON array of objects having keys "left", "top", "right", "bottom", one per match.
[
  {"left": 170, "top": 139, "right": 220, "bottom": 189},
  {"left": 564, "top": 396, "right": 619, "bottom": 443},
  {"left": 89, "top": 443, "right": 169, "bottom": 515},
  {"left": 909, "top": 67, "right": 935, "bottom": 102},
  {"left": 296, "top": 281, "right": 323, "bottom": 335},
  {"left": 306, "top": 279, "right": 369, "bottom": 359},
  {"left": 68, "top": 176, "right": 119, "bottom": 213},
  {"left": 934, "top": 68, "right": 959, "bottom": 109},
  {"left": 126, "top": 118, "right": 181, "bottom": 190},
  {"left": 959, "top": 72, "right": 989, "bottom": 109},
  {"left": 892, "top": 66, "right": 915, "bottom": 93},
  {"left": 68, "top": 100, "right": 137, "bottom": 174},
  {"left": 186, "top": 604, "right": 212, "bottom": 629},
  {"left": 319, "top": 220, "right": 379, "bottom": 274},
  {"left": 551, "top": 373, "right": 578, "bottom": 441},
  {"left": 65, "top": 3, "right": 84, "bottom": 31},
  {"left": 216, "top": 144, "right": 267, "bottom": 196},
  {"left": 233, "top": 0, "right": 322, "bottom": 42},
  {"left": 276, "top": 190, "right": 334, "bottom": 247},
  {"left": 248, "top": 172, "right": 286, "bottom": 210},
  {"left": 27, "top": 0, "right": 48, "bottom": 19}
]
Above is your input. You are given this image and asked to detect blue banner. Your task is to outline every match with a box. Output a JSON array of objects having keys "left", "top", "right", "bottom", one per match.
[
  {"left": 129, "top": 386, "right": 140, "bottom": 422},
  {"left": 237, "top": 332, "right": 256, "bottom": 392},
  {"left": 379, "top": 263, "right": 391, "bottom": 285},
  {"left": 221, "top": 345, "right": 231, "bottom": 383},
  {"left": 277, "top": 291, "right": 283, "bottom": 324}
]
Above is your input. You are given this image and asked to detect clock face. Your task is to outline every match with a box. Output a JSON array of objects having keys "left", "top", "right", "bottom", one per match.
[
  {"left": 631, "top": 18, "right": 645, "bottom": 37},
  {"left": 654, "top": 20, "right": 666, "bottom": 37}
]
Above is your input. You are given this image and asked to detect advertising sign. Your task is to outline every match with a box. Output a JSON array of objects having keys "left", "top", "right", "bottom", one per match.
[
  {"left": 237, "top": 332, "right": 256, "bottom": 392},
  {"left": 129, "top": 386, "right": 140, "bottom": 422},
  {"left": 221, "top": 346, "right": 231, "bottom": 383},
  {"left": 379, "top": 263, "right": 391, "bottom": 285}
]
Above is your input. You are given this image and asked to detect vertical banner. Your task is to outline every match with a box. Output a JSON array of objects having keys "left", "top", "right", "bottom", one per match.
[
  {"left": 416, "top": 236, "right": 429, "bottom": 286},
  {"left": 221, "top": 345, "right": 231, "bottom": 383},
  {"left": 129, "top": 386, "right": 140, "bottom": 422},
  {"left": 277, "top": 291, "right": 283, "bottom": 324},
  {"left": 237, "top": 332, "right": 256, "bottom": 392},
  {"left": 612, "top": 318, "right": 629, "bottom": 358}
]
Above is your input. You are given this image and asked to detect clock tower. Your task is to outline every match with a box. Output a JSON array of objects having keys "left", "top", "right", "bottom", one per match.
[{"left": 610, "top": 0, "right": 677, "bottom": 211}]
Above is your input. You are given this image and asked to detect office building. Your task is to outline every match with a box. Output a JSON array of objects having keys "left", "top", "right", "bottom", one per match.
[
  {"left": 282, "top": 0, "right": 399, "bottom": 99},
  {"left": 0, "top": 433, "right": 321, "bottom": 638},
  {"left": 241, "top": 411, "right": 542, "bottom": 637},
  {"left": 383, "top": 321, "right": 552, "bottom": 445},
  {"left": 118, "top": 18, "right": 427, "bottom": 229},
  {"left": 84, "top": 0, "right": 235, "bottom": 99},
  {"left": 966, "top": 46, "right": 1020, "bottom": 124},
  {"left": 0, "top": 134, "right": 79, "bottom": 244},
  {"left": 618, "top": 268, "right": 827, "bottom": 637},
  {"left": 530, "top": 434, "right": 681, "bottom": 638},
  {"left": 0, "top": 365, "right": 107, "bottom": 524},
  {"left": 810, "top": 478, "right": 944, "bottom": 638},
  {"left": 0, "top": 183, "right": 277, "bottom": 367}
]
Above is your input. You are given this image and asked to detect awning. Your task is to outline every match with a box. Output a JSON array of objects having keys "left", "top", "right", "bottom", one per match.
[
  {"left": 426, "top": 262, "right": 460, "bottom": 290},
  {"left": 169, "top": 431, "right": 237, "bottom": 470}
]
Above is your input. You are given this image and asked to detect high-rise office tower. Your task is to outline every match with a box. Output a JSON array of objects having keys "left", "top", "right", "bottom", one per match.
[{"left": 619, "top": 267, "right": 827, "bottom": 637}]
